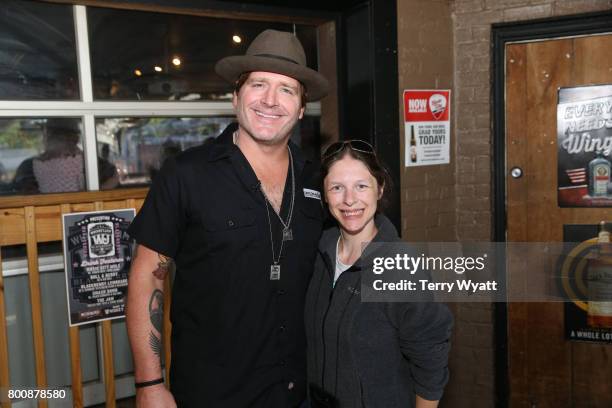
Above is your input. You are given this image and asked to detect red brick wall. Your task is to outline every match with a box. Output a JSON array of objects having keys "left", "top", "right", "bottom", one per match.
[{"left": 397, "top": 0, "right": 612, "bottom": 406}]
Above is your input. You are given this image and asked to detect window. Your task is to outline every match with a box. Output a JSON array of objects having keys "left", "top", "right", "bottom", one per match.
[
  {"left": 0, "top": 1, "right": 79, "bottom": 100},
  {"left": 0, "top": 117, "right": 87, "bottom": 195},
  {"left": 0, "top": 1, "right": 322, "bottom": 196},
  {"left": 95, "top": 116, "right": 234, "bottom": 188},
  {"left": 88, "top": 7, "right": 319, "bottom": 101}
]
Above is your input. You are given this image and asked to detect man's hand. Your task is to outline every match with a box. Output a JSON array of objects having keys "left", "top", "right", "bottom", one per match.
[{"left": 136, "top": 384, "right": 177, "bottom": 408}]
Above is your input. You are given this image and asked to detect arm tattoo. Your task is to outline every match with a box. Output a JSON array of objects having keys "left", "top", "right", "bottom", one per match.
[
  {"left": 148, "top": 289, "right": 164, "bottom": 357},
  {"left": 153, "top": 253, "right": 173, "bottom": 280}
]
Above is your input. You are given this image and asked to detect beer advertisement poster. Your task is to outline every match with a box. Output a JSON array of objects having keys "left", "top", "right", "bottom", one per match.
[
  {"left": 562, "top": 224, "right": 612, "bottom": 344},
  {"left": 62, "top": 209, "right": 135, "bottom": 326},
  {"left": 557, "top": 85, "right": 612, "bottom": 207},
  {"left": 403, "top": 89, "right": 451, "bottom": 167}
]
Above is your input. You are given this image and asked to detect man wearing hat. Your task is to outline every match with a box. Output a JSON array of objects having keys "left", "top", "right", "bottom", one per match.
[{"left": 126, "top": 30, "right": 328, "bottom": 407}]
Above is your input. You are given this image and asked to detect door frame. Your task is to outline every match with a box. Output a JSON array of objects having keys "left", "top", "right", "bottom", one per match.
[{"left": 491, "top": 11, "right": 612, "bottom": 407}]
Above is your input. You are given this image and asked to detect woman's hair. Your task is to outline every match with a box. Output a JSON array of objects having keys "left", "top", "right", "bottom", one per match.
[{"left": 320, "top": 142, "right": 393, "bottom": 211}]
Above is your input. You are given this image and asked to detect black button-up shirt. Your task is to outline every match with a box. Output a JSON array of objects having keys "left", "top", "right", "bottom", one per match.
[{"left": 128, "top": 124, "right": 323, "bottom": 407}]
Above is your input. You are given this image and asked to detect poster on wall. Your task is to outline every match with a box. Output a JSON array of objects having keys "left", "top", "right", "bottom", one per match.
[
  {"left": 403, "top": 89, "right": 451, "bottom": 167},
  {"left": 561, "top": 224, "right": 612, "bottom": 344},
  {"left": 62, "top": 209, "right": 135, "bottom": 326},
  {"left": 557, "top": 85, "right": 612, "bottom": 207}
]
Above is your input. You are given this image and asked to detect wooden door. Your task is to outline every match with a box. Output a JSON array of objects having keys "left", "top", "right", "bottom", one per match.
[{"left": 506, "top": 34, "right": 612, "bottom": 407}]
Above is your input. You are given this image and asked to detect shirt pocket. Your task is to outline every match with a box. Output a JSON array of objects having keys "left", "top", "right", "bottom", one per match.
[
  {"left": 203, "top": 209, "right": 256, "bottom": 232},
  {"left": 194, "top": 207, "right": 260, "bottom": 255}
]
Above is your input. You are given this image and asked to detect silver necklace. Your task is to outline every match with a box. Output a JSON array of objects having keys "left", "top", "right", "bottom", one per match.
[
  {"left": 260, "top": 146, "right": 295, "bottom": 280},
  {"left": 259, "top": 147, "right": 295, "bottom": 242},
  {"left": 234, "top": 131, "right": 295, "bottom": 237}
]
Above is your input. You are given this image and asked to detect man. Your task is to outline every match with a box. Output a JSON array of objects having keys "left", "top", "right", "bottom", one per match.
[{"left": 126, "top": 29, "right": 329, "bottom": 407}]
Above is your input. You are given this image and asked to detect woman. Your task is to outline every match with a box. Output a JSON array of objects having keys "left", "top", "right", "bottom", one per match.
[
  {"left": 305, "top": 140, "right": 453, "bottom": 408},
  {"left": 32, "top": 118, "right": 85, "bottom": 193}
]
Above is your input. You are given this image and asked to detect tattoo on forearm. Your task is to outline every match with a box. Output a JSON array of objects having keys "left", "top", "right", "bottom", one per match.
[
  {"left": 153, "top": 253, "right": 172, "bottom": 280},
  {"left": 149, "top": 332, "right": 162, "bottom": 357},
  {"left": 148, "top": 289, "right": 164, "bottom": 357}
]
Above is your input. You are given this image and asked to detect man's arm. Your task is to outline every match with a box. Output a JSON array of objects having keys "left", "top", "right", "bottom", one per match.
[{"left": 126, "top": 243, "right": 176, "bottom": 407}]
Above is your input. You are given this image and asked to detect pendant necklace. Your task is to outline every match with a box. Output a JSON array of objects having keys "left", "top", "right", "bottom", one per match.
[{"left": 260, "top": 146, "right": 295, "bottom": 280}]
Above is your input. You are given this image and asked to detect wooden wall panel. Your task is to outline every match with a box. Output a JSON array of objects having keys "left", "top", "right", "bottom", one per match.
[
  {"left": 101, "top": 201, "right": 132, "bottom": 211},
  {"left": 505, "top": 42, "right": 529, "bottom": 407},
  {"left": 573, "top": 35, "right": 612, "bottom": 85},
  {"left": 0, "top": 250, "right": 10, "bottom": 408},
  {"left": 0, "top": 192, "right": 152, "bottom": 406},
  {"left": 0, "top": 209, "right": 25, "bottom": 246},
  {"left": 25, "top": 207, "right": 48, "bottom": 408},
  {"left": 71, "top": 203, "right": 95, "bottom": 213},
  {"left": 34, "top": 206, "right": 62, "bottom": 243},
  {"left": 524, "top": 38, "right": 573, "bottom": 405}
]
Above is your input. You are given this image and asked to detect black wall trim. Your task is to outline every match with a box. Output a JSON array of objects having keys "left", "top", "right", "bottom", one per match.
[
  {"left": 369, "top": 0, "right": 400, "bottom": 232},
  {"left": 51, "top": 0, "right": 339, "bottom": 21},
  {"left": 492, "top": 10, "right": 612, "bottom": 408},
  {"left": 338, "top": 0, "right": 400, "bottom": 231}
]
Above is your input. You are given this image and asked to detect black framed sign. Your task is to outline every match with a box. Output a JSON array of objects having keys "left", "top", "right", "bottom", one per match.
[
  {"left": 557, "top": 85, "right": 612, "bottom": 207},
  {"left": 62, "top": 209, "right": 135, "bottom": 326}
]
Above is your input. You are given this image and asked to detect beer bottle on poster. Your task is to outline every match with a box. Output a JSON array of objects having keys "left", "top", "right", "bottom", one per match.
[
  {"left": 588, "top": 149, "right": 611, "bottom": 197},
  {"left": 587, "top": 221, "right": 612, "bottom": 328},
  {"left": 410, "top": 126, "right": 417, "bottom": 163}
]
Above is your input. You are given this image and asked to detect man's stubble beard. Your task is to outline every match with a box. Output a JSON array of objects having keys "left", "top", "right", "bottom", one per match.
[{"left": 237, "top": 110, "right": 300, "bottom": 147}]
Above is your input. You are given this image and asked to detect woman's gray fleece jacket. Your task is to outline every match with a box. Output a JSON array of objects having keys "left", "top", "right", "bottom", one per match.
[{"left": 305, "top": 215, "right": 453, "bottom": 408}]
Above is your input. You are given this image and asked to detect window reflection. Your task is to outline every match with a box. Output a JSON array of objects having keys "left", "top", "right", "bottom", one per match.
[
  {"left": 88, "top": 8, "right": 318, "bottom": 101},
  {"left": 0, "top": 0, "right": 79, "bottom": 100},
  {"left": 0, "top": 116, "right": 322, "bottom": 195},
  {"left": 96, "top": 117, "right": 234, "bottom": 188},
  {"left": 0, "top": 118, "right": 88, "bottom": 195}
]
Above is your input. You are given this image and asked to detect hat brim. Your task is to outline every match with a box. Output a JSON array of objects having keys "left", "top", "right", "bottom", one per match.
[{"left": 215, "top": 55, "right": 329, "bottom": 102}]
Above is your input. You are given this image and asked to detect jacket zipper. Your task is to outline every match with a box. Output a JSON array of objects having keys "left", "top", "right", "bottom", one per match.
[
  {"left": 320, "top": 251, "right": 335, "bottom": 389},
  {"left": 359, "top": 377, "right": 366, "bottom": 407}
]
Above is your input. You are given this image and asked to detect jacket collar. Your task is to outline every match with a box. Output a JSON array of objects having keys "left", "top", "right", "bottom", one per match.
[{"left": 319, "top": 214, "right": 399, "bottom": 273}]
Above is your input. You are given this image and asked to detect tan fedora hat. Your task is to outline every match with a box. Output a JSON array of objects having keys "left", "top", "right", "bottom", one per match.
[{"left": 215, "top": 29, "right": 329, "bottom": 102}]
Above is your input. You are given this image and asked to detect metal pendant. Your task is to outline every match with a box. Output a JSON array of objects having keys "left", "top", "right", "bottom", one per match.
[
  {"left": 282, "top": 228, "right": 293, "bottom": 241},
  {"left": 270, "top": 264, "right": 281, "bottom": 280}
]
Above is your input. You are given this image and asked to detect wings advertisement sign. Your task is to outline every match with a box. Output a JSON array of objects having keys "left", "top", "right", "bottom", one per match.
[{"left": 558, "top": 85, "right": 612, "bottom": 207}]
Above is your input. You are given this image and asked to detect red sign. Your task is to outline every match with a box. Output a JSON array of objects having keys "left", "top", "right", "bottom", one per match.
[{"left": 404, "top": 90, "right": 451, "bottom": 122}]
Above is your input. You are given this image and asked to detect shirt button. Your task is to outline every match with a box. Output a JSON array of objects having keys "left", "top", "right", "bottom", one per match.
[
  {"left": 288, "top": 382, "right": 294, "bottom": 390},
  {"left": 277, "top": 289, "right": 286, "bottom": 295}
]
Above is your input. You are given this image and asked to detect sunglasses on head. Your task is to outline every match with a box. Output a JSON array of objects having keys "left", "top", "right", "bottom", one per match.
[{"left": 321, "top": 140, "right": 375, "bottom": 161}]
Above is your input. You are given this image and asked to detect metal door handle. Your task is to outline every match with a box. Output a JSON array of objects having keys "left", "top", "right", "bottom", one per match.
[{"left": 510, "top": 167, "right": 523, "bottom": 178}]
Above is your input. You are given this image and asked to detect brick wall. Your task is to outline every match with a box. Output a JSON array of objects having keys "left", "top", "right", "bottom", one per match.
[
  {"left": 398, "top": 0, "right": 612, "bottom": 406},
  {"left": 398, "top": 0, "right": 456, "bottom": 242}
]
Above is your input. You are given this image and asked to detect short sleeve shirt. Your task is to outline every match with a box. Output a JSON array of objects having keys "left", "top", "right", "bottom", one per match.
[{"left": 128, "top": 124, "right": 324, "bottom": 407}]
